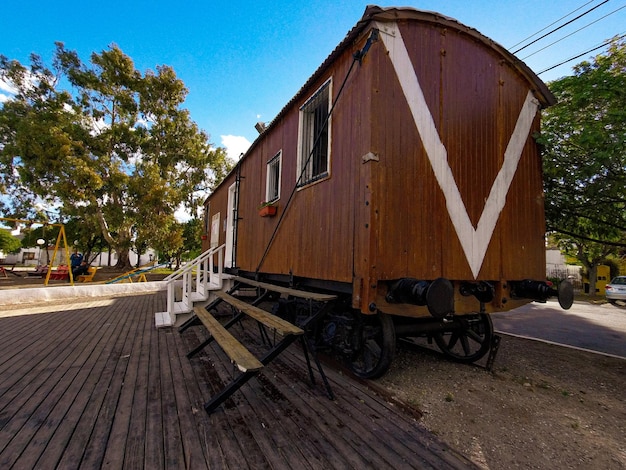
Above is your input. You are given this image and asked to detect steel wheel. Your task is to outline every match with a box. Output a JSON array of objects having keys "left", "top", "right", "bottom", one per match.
[
  {"left": 433, "top": 313, "right": 493, "bottom": 363},
  {"left": 349, "top": 312, "right": 396, "bottom": 379}
]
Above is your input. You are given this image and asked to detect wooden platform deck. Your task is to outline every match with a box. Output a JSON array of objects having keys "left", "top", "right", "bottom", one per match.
[{"left": 0, "top": 291, "right": 478, "bottom": 469}]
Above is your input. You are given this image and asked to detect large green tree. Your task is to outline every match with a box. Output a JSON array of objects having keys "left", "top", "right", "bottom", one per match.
[
  {"left": 539, "top": 37, "right": 626, "bottom": 293},
  {"left": 0, "top": 44, "right": 231, "bottom": 268},
  {"left": 0, "top": 228, "right": 21, "bottom": 254}
]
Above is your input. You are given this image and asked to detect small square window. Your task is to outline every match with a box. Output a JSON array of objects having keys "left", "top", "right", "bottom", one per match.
[
  {"left": 266, "top": 151, "right": 281, "bottom": 202},
  {"left": 297, "top": 79, "right": 331, "bottom": 186}
]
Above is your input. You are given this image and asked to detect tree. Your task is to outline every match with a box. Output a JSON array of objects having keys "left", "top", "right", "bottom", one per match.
[
  {"left": 0, "top": 44, "right": 232, "bottom": 269},
  {"left": 539, "top": 37, "right": 626, "bottom": 294},
  {"left": 0, "top": 229, "right": 21, "bottom": 254},
  {"left": 149, "top": 218, "right": 202, "bottom": 270}
]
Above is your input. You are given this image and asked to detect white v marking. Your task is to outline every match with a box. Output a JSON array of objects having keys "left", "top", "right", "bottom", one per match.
[{"left": 376, "top": 22, "right": 540, "bottom": 278}]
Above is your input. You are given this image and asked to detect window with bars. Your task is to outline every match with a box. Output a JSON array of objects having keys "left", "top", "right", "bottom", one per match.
[
  {"left": 265, "top": 151, "right": 281, "bottom": 202},
  {"left": 297, "top": 79, "right": 331, "bottom": 187}
]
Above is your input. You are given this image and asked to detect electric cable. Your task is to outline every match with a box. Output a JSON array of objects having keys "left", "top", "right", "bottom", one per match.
[
  {"left": 537, "top": 32, "right": 626, "bottom": 74},
  {"left": 521, "top": 4, "right": 626, "bottom": 60},
  {"left": 512, "top": 0, "right": 610, "bottom": 54},
  {"left": 254, "top": 30, "right": 379, "bottom": 275},
  {"left": 510, "top": 0, "right": 606, "bottom": 50}
]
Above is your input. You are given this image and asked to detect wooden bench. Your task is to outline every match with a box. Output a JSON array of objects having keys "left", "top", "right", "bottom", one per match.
[
  {"left": 231, "top": 276, "right": 337, "bottom": 301},
  {"left": 193, "top": 306, "right": 263, "bottom": 372},
  {"left": 212, "top": 290, "right": 304, "bottom": 336},
  {"left": 186, "top": 289, "right": 308, "bottom": 413},
  {"left": 77, "top": 266, "right": 97, "bottom": 283}
]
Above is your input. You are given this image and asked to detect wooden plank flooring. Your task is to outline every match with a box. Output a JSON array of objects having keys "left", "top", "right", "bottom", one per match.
[{"left": 0, "top": 292, "right": 478, "bottom": 469}]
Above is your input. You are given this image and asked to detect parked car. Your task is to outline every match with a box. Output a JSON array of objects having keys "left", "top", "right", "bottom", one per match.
[{"left": 605, "top": 276, "right": 626, "bottom": 306}]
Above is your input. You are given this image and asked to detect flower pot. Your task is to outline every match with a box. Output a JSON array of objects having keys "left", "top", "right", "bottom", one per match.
[{"left": 259, "top": 205, "right": 277, "bottom": 217}]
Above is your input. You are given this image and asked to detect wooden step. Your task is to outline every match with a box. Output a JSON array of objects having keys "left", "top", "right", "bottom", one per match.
[
  {"left": 231, "top": 276, "right": 338, "bottom": 301},
  {"left": 212, "top": 290, "right": 304, "bottom": 336},
  {"left": 193, "top": 306, "right": 263, "bottom": 373}
]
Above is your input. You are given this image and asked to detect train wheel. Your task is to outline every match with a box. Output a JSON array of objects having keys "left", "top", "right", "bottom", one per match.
[
  {"left": 433, "top": 313, "right": 493, "bottom": 363},
  {"left": 349, "top": 312, "right": 396, "bottom": 379}
]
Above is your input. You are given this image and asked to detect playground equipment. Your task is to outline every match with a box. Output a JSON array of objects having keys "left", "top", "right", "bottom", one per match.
[
  {"left": 106, "top": 262, "right": 165, "bottom": 284},
  {"left": 0, "top": 217, "right": 74, "bottom": 286}
]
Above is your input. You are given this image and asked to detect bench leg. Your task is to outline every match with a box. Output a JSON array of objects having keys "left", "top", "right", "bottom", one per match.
[
  {"left": 204, "top": 332, "right": 302, "bottom": 414},
  {"left": 299, "top": 334, "right": 335, "bottom": 400},
  {"left": 178, "top": 315, "right": 202, "bottom": 333},
  {"left": 204, "top": 369, "right": 259, "bottom": 413}
]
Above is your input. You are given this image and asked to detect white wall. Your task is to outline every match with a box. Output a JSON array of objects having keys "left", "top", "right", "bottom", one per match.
[
  {"left": 2, "top": 247, "right": 158, "bottom": 267},
  {"left": 546, "top": 248, "right": 581, "bottom": 281}
]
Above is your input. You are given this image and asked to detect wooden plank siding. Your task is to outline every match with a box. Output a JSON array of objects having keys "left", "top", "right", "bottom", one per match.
[
  {"left": 213, "top": 32, "right": 375, "bottom": 284},
  {"left": 371, "top": 20, "right": 546, "bottom": 283},
  {"left": 0, "top": 292, "right": 478, "bottom": 469},
  {"left": 203, "top": 7, "right": 553, "bottom": 314}
]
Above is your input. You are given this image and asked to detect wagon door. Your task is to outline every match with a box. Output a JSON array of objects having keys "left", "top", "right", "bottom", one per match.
[{"left": 224, "top": 182, "right": 238, "bottom": 268}]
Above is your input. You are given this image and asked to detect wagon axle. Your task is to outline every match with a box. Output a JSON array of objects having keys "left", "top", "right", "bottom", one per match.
[
  {"left": 510, "top": 279, "right": 574, "bottom": 309},
  {"left": 385, "top": 277, "right": 455, "bottom": 318}
]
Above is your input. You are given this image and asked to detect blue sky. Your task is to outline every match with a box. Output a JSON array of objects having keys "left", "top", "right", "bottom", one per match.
[{"left": 1, "top": 0, "right": 625, "bottom": 160}]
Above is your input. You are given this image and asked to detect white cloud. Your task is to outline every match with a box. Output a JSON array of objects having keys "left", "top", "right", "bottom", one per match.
[
  {"left": 0, "top": 77, "right": 17, "bottom": 103},
  {"left": 0, "top": 77, "right": 18, "bottom": 95},
  {"left": 220, "top": 135, "right": 251, "bottom": 161},
  {"left": 174, "top": 204, "right": 192, "bottom": 223}
]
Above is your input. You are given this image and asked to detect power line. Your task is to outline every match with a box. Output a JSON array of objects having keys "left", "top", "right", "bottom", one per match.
[
  {"left": 537, "top": 33, "right": 626, "bottom": 75},
  {"left": 512, "top": 0, "right": 610, "bottom": 54},
  {"left": 510, "top": 0, "right": 604, "bottom": 50},
  {"left": 521, "top": 4, "right": 626, "bottom": 60}
]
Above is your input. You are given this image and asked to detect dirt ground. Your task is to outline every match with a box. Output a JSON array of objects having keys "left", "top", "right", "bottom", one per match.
[
  {"left": 376, "top": 332, "right": 626, "bottom": 469},
  {"left": 0, "top": 265, "right": 167, "bottom": 288}
]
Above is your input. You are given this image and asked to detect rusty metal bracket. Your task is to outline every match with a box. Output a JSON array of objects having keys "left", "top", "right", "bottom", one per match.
[{"left": 486, "top": 334, "right": 502, "bottom": 372}]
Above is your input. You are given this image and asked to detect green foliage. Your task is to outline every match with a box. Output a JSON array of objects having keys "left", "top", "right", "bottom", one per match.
[
  {"left": 181, "top": 218, "right": 203, "bottom": 260},
  {"left": 0, "top": 44, "right": 233, "bottom": 268},
  {"left": 151, "top": 218, "right": 202, "bottom": 269},
  {"left": 19, "top": 224, "right": 60, "bottom": 248},
  {"left": 539, "top": 37, "right": 626, "bottom": 290},
  {"left": 0, "top": 229, "right": 22, "bottom": 253}
]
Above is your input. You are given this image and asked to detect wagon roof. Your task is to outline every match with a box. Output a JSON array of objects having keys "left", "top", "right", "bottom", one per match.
[{"left": 207, "top": 5, "right": 555, "bottom": 200}]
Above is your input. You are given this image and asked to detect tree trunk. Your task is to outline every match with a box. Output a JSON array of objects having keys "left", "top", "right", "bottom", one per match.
[
  {"left": 114, "top": 248, "right": 133, "bottom": 270},
  {"left": 588, "top": 264, "right": 598, "bottom": 297}
]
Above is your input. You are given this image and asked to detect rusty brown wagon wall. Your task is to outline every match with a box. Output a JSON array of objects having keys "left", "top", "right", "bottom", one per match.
[
  {"left": 205, "top": 32, "right": 375, "bottom": 284},
  {"left": 203, "top": 7, "right": 552, "bottom": 315},
  {"left": 367, "top": 20, "right": 546, "bottom": 284}
]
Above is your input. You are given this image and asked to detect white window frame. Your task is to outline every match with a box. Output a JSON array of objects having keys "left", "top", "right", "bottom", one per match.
[
  {"left": 265, "top": 150, "right": 282, "bottom": 203},
  {"left": 296, "top": 78, "right": 332, "bottom": 187}
]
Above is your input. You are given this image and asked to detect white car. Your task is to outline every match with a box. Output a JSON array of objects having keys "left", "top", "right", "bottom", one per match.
[{"left": 605, "top": 276, "right": 626, "bottom": 306}]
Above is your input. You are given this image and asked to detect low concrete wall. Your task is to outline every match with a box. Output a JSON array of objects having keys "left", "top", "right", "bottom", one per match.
[{"left": 0, "top": 281, "right": 167, "bottom": 307}]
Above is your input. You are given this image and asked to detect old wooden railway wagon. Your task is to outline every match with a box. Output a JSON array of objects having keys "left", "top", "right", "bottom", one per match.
[{"left": 201, "top": 6, "right": 573, "bottom": 378}]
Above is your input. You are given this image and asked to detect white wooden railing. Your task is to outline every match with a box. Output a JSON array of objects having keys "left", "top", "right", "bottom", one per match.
[{"left": 155, "top": 244, "right": 225, "bottom": 328}]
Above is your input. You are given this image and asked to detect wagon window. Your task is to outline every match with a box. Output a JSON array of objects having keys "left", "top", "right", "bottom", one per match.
[
  {"left": 266, "top": 151, "right": 281, "bottom": 203},
  {"left": 297, "top": 79, "right": 331, "bottom": 187}
]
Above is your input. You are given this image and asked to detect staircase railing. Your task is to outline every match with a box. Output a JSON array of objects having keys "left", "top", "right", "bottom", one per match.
[{"left": 155, "top": 244, "right": 225, "bottom": 327}]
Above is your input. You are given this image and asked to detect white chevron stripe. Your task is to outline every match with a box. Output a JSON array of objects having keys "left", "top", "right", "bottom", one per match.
[{"left": 376, "top": 22, "right": 540, "bottom": 278}]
